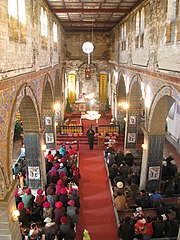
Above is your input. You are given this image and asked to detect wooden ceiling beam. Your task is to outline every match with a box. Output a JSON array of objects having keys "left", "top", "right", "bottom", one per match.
[{"left": 53, "top": 8, "right": 129, "bottom": 13}]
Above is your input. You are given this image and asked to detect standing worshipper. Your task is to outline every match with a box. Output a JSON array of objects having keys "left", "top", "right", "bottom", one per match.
[{"left": 87, "top": 127, "right": 95, "bottom": 150}]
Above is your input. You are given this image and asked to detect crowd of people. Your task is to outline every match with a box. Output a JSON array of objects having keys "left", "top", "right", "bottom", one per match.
[
  {"left": 104, "top": 145, "right": 180, "bottom": 240},
  {"left": 13, "top": 144, "right": 80, "bottom": 240}
]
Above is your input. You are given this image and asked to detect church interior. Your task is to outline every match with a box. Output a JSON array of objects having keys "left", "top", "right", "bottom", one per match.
[{"left": 0, "top": 0, "right": 180, "bottom": 239}]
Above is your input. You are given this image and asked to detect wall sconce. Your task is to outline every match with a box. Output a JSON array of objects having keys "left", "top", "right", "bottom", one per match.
[
  {"left": 124, "top": 117, "right": 127, "bottom": 122},
  {"left": 141, "top": 144, "right": 147, "bottom": 149},
  {"left": 12, "top": 209, "right": 20, "bottom": 221},
  {"left": 53, "top": 102, "right": 60, "bottom": 111},
  {"left": 118, "top": 101, "right": 129, "bottom": 109},
  {"left": 42, "top": 144, "right": 47, "bottom": 151}
]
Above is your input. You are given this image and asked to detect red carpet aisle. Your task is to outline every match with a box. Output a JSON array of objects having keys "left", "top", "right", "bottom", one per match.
[{"left": 76, "top": 144, "right": 119, "bottom": 240}]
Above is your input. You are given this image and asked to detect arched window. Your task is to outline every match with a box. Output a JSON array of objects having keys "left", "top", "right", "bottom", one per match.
[
  {"left": 166, "top": 0, "right": 179, "bottom": 43},
  {"left": 53, "top": 22, "right": 58, "bottom": 51},
  {"left": 8, "top": 0, "right": 26, "bottom": 42},
  {"left": 135, "top": 12, "right": 140, "bottom": 48},
  {"left": 121, "top": 22, "right": 127, "bottom": 50},
  {"left": 140, "top": 8, "right": 145, "bottom": 47},
  {"left": 41, "top": 7, "right": 48, "bottom": 48}
]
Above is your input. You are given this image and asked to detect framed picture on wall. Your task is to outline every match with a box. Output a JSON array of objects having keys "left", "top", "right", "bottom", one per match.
[
  {"left": 127, "top": 133, "right": 136, "bottom": 143},
  {"left": 45, "top": 116, "right": 52, "bottom": 126},
  {"left": 45, "top": 133, "right": 54, "bottom": 144},
  {"left": 28, "top": 166, "right": 40, "bottom": 180},
  {"left": 129, "top": 116, "right": 136, "bottom": 125},
  {"left": 148, "top": 166, "right": 160, "bottom": 180}
]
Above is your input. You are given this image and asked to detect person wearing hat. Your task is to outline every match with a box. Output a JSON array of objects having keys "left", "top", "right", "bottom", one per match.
[
  {"left": 55, "top": 179, "right": 65, "bottom": 196},
  {"left": 66, "top": 200, "right": 79, "bottom": 229},
  {"left": 18, "top": 201, "right": 31, "bottom": 227},
  {"left": 113, "top": 181, "right": 124, "bottom": 198},
  {"left": 43, "top": 201, "right": 53, "bottom": 220},
  {"left": 54, "top": 201, "right": 65, "bottom": 224},
  {"left": 22, "top": 188, "right": 35, "bottom": 209},
  {"left": 69, "top": 189, "right": 80, "bottom": 209},
  {"left": 59, "top": 216, "right": 76, "bottom": 240},
  {"left": 14, "top": 188, "right": 22, "bottom": 208},
  {"left": 59, "top": 171, "right": 68, "bottom": 186},
  {"left": 59, "top": 144, "right": 67, "bottom": 157},
  {"left": 35, "top": 189, "right": 47, "bottom": 207},
  {"left": 44, "top": 217, "right": 59, "bottom": 240},
  {"left": 59, "top": 188, "right": 68, "bottom": 209}
]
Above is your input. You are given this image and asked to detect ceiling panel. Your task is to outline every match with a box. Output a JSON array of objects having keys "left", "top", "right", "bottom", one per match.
[{"left": 46, "top": 0, "right": 144, "bottom": 32}]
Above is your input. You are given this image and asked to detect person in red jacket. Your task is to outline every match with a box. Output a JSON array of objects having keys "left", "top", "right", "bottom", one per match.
[{"left": 45, "top": 150, "right": 54, "bottom": 162}]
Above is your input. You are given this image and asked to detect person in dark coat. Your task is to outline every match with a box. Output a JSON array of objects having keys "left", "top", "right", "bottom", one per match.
[
  {"left": 135, "top": 190, "right": 150, "bottom": 209},
  {"left": 152, "top": 215, "right": 166, "bottom": 238},
  {"left": 124, "top": 150, "right": 134, "bottom": 167},
  {"left": 59, "top": 188, "right": 69, "bottom": 209},
  {"left": 44, "top": 217, "right": 59, "bottom": 240},
  {"left": 164, "top": 215, "right": 179, "bottom": 239},
  {"left": 14, "top": 189, "right": 22, "bottom": 208},
  {"left": 54, "top": 201, "right": 65, "bottom": 225},
  {"left": 115, "top": 149, "right": 124, "bottom": 167},
  {"left": 86, "top": 128, "right": 95, "bottom": 150},
  {"left": 118, "top": 216, "right": 134, "bottom": 240},
  {"left": 69, "top": 189, "right": 80, "bottom": 209},
  {"left": 59, "top": 216, "right": 76, "bottom": 240},
  {"left": 108, "top": 164, "right": 118, "bottom": 183},
  {"left": 18, "top": 202, "right": 31, "bottom": 227}
]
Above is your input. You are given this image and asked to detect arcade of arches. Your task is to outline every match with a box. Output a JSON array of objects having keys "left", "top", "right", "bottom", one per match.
[{"left": 0, "top": 0, "right": 180, "bottom": 239}]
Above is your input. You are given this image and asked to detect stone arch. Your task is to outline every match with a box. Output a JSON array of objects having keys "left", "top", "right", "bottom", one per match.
[
  {"left": 8, "top": 84, "right": 41, "bottom": 183},
  {"left": 54, "top": 69, "right": 62, "bottom": 100},
  {"left": 0, "top": 160, "right": 8, "bottom": 200},
  {"left": 148, "top": 85, "right": 179, "bottom": 134},
  {"left": 129, "top": 74, "right": 143, "bottom": 108},
  {"left": 42, "top": 73, "right": 54, "bottom": 111},
  {"left": 117, "top": 71, "right": 126, "bottom": 103}
]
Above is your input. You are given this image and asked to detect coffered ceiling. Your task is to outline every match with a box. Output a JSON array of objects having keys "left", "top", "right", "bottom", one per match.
[{"left": 46, "top": 0, "right": 144, "bottom": 32}]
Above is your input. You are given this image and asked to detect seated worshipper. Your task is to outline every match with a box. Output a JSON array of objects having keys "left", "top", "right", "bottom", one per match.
[
  {"left": 113, "top": 181, "right": 124, "bottom": 198},
  {"left": 59, "top": 216, "right": 76, "bottom": 239},
  {"left": 108, "top": 164, "right": 118, "bottom": 183},
  {"left": 152, "top": 215, "right": 166, "bottom": 239},
  {"left": 44, "top": 217, "right": 58, "bottom": 240},
  {"left": 22, "top": 188, "right": 35, "bottom": 209},
  {"left": 164, "top": 214, "right": 179, "bottom": 239},
  {"left": 28, "top": 223, "right": 42, "bottom": 240},
  {"left": 54, "top": 201, "right": 65, "bottom": 224},
  {"left": 59, "top": 144, "right": 67, "bottom": 157},
  {"left": 149, "top": 189, "right": 163, "bottom": 208},
  {"left": 105, "top": 144, "right": 115, "bottom": 158},
  {"left": 129, "top": 180, "right": 139, "bottom": 200},
  {"left": 59, "top": 188, "right": 69, "bottom": 209},
  {"left": 115, "top": 149, "right": 124, "bottom": 167},
  {"left": 69, "top": 189, "right": 80, "bottom": 209},
  {"left": 145, "top": 216, "right": 154, "bottom": 240},
  {"left": 67, "top": 145, "right": 76, "bottom": 157},
  {"left": 18, "top": 202, "right": 31, "bottom": 227},
  {"left": 67, "top": 200, "right": 79, "bottom": 228},
  {"left": 134, "top": 216, "right": 148, "bottom": 240},
  {"left": 119, "top": 161, "right": 130, "bottom": 179},
  {"left": 45, "top": 150, "right": 54, "bottom": 163},
  {"left": 106, "top": 152, "right": 115, "bottom": 167},
  {"left": 55, "top": 179, "right": 65, "bottom": 196},
  {"left": 135, "top": 190, "right": 150, "bottom": 209},
  {"left": 114, "top": 191, "right": 127, "bottom": 212},
  {"left": 35, "top": 189, "right": 47, "bottom": 207},
  {"left": 124, "top": 150, "right": 134, "bottom": 167},
  {"left": 43, "top": 201, "right": 53, "bottom": 220},
  {"left": 118, "top": 216, "right": 134, "bottom": 240}
]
